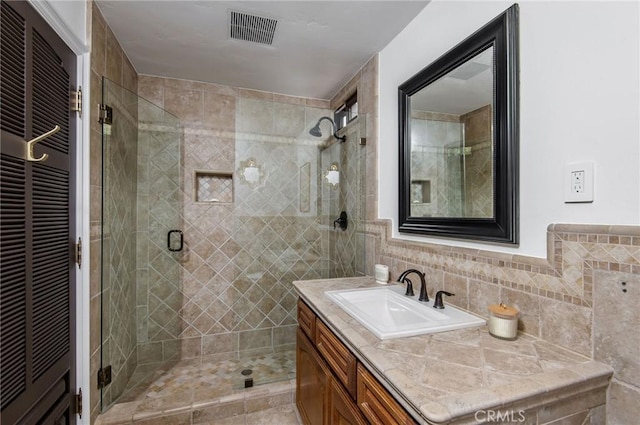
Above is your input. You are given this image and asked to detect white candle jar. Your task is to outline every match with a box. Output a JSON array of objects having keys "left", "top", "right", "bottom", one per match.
[{"left": 488, "top": 303, "right": 519, "bottom": 340}]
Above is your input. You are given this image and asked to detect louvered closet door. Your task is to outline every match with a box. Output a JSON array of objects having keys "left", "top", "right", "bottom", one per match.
[{"left": 0, "top": 1, "right": 77, "bottom": 424}]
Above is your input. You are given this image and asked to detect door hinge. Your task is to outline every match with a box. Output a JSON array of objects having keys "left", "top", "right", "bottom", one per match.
[
  {"left": 97, "top": 365, "right": 112, "bottom": 389},
  {"left": 99, "top": 104, "right": 113, "bottom": 125},
  {"left": 70, "top": 87, "right": 82, "bottom": 117},
  {"left": 75, "top": 237, "right": 82, "bottom": 268},
  {"left": 74, "top": 388, "right": 83, "bottom": 418}
]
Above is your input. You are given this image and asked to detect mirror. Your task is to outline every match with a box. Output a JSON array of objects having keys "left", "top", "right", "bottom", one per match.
[{"left": 399, "top": 4, "right": 519, "bottom": 244}]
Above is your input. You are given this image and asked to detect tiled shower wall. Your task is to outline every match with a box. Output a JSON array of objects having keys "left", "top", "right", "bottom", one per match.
[
  {"left": 461, "top": 105, "right": 492, "bottom": 218},
  {"left": 100, "top": 82, "right": 140, "bottom": 406},
  {"left": 409, "top": 105, "right": 492, "bottom": 218},
  {"left": 88, "top": 2, "right": 138, "bottom": 421},
  {"left": 136, "top": 76, "right": 356, "bottom": 364}
]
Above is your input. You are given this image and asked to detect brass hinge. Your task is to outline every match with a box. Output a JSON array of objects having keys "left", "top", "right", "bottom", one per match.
[
  {"left": 75, "top": 237, "right": 82, "bottom": 268},
  {"left": 70, "top": 87, "right": 82, "bottom": 117},
  {"left": 74, "top": 388, "right": 83, "bottom": 418},
  {"left": 99, "top": 104, "right": 113, "bottom": 125},
  {"left": 97, "top": 365, "right": 112, "bottom": 389}
]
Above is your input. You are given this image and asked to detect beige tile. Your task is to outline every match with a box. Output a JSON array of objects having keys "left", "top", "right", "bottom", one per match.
[
  {"left": 443, "top": 273, "right": 469, "bottom": 309},
  {"left": 237, "top": 97, "right": 273, "bottom": 135},
  {"left": 468, "top": 279, "right": 498, "bottom": 317},
  {"left": 164, "top": 77, "right": 205, "bottom": 92},
  {"left": 163, "top": 87, "right": 203, "bottom": 123},
  {"left": 91, "top": 9, "right": 106, "bottom": 75},
  {"left": 274, "top": 102, "right": 305, "bottom": 137},
  {"left": 244, "top": 391, "right": 292, "bottom": 414},
  {"left": 243, "top": 404, "right": 301, "bottom": 425},
  {"left": 192, "top": 400, "right": 245, "bottom": 423},
  {"left": 138, "top": 75, "right": 164, "bottom": 107},
  {"left": 501, "top": 287, "right": 541, "bottom": 336},
  {"left": 202, "top": 333, "right": 238, "bottom": 356},
  {"left": 540, "top": 298, "right": 591, "bottom": 356},
  {"left": 607, "top": 380, "right": 640, "bottom": 424},
  {"left": 237, "top": 88, "right": 274, "bottom": 100},
  {"left": 239, "top": 329, "right": 272, "bottom": 351},
  {"left": 593, "top": 271, "right": 639, "bottom": 386},
  {"left": 138, "top": 341, "right": 163, "bottom": 365},
  {"left": 203, "top": 93, "right": 236, "bottom": 131},
  {"left": 134, "top": 412, "right": 190, "bottom": 425},
  {"left": 105, "top": 28, "right": 123, "bottom": 84},
  {"left": 538, "top": 389, "right": 603, "bottom": 424}
]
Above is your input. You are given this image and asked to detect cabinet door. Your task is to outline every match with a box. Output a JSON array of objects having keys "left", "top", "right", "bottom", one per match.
[
  {"left": 296, "top": 328, "right": 330, "bottom": 425},
  {"left": 357, "top": 364, "right": 416, "bottom": 425},
  {"left": 329, "top": 378, "right": 368, "bottom": 425}
]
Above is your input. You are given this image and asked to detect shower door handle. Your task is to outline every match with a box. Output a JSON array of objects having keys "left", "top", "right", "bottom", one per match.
[{"left": 167, "top": 230, "right": 183, "bottom": 252}]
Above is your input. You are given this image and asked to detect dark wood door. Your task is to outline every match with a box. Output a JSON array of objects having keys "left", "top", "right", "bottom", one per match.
[
  {"left": 329, "top": 379, "right": 367, "bottom": 425},
  {"left": 296, "top": 328, "right": 330, "bottom": 425},
  {"left": 1, "top": 0, "right": 77, "bottom": 423}
]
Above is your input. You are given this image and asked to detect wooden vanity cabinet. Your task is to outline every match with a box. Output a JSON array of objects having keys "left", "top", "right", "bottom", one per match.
[
  {"left": 296, "top": 327, "right": 330, "bottom": 425},
  {"left": 330, "top": 377, "right": 368, "bottom": 425},
  {"left": 296, "top": 299, "right": 416, "bottom": 425},
  {"left": 357, "top": 364, "right": 415, "bottom": 425}
]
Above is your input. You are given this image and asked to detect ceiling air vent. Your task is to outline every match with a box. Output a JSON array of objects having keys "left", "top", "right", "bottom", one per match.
[{"left": 229, "top": 10, "right": 278, "bottom": 46}]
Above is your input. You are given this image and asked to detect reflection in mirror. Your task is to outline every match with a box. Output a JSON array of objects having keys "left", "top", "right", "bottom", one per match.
[
  {"left": 399, "top": 4, "right": 518, "bottom": 244},
  {"left": 410, "top": 47, "right": 494, "bottom": 219}
]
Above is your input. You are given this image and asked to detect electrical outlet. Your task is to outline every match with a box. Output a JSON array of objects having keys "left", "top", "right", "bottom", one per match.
[
  {"left": 571, "top": 170, "right": 585, "bottom": 193},
  {"left": 565, "top": 162, "right": 594, "bottom": 203}
]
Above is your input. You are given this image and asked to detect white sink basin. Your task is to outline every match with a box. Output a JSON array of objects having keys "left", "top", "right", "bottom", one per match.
[{"left": 325, "top": 286, "right": 485, "bottom": 340}]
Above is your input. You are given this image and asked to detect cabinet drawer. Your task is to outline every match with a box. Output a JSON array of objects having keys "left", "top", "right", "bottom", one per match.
[
  {"left": 315, "top": 320, "right": 357, "bottom": 399},
  {"left": 297, "top": 299, "right": 316, "bottom": 341},
  {"left": 357, "top": 364, "right": 415, "bottom": 425}
]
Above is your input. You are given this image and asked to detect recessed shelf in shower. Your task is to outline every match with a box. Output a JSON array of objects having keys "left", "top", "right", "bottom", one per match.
[{"left": 195, "top": 170, "right": 233, "bottom": 203}]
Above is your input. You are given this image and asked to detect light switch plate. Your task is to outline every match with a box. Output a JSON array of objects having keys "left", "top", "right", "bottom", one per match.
[{"left": 564, "top": 161, "right": 594, "bottom": 203}]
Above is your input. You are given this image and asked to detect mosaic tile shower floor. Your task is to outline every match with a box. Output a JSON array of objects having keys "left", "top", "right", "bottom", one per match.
[{"left": 99, "top": 350, "right": 297, "bottom": 424}]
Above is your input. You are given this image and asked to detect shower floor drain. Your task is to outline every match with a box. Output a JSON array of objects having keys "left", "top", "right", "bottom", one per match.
[{"left": 241, "top": 369, "right": 253, "bottom": 376}]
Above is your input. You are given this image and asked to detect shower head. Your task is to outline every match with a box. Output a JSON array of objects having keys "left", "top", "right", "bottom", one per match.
[{"left": 309, "top": 116, "right": 346, "bottom": 143}]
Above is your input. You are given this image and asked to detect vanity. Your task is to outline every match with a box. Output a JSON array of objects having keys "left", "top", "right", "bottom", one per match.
[{"left": 294, "top": 277, "right": 612, "bottom": 425}]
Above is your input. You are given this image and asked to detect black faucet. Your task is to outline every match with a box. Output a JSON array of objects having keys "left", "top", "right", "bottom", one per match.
[
  {"left": 397, "top": 269, "right": 429, "bottom": 302},
  {"left": 433, "top": 291, "right": 454, "bottom": 309}
]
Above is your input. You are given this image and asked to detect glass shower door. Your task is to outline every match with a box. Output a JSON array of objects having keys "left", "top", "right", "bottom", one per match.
[
  {"left": 319, "top": 115, "right": 367, "bottom": 278},
  {"left": 100, "top": 78, "right": 183, "bottom": 409}
]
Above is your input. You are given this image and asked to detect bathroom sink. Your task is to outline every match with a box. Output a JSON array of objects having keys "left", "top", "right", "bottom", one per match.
[{"left": 325, "top": 286, "right": 485, "bottom": 340}]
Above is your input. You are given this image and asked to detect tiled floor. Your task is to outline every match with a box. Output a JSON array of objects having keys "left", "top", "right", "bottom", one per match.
[{"left": 98, "top": 350, "right": 298, "bottom": 424}]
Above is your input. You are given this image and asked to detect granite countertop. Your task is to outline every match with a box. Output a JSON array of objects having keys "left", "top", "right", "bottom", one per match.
[{"left": 293, "top": 276, "right": 613, "bottom": 425}]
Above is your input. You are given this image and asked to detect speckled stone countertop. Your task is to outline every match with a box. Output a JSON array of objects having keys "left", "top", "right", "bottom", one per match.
[{"left": 293, "top": 277, "right": 613, "bottom": 425}]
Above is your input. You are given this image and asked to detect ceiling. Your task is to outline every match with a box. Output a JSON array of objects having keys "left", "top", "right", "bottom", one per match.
[{"left": 95, "top": 1, "right": 429, "bottom": 100}]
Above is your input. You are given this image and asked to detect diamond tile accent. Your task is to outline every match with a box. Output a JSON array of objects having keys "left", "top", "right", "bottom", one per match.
[{"left": 196, "top": 172, "right": 233, "bottom": 203}]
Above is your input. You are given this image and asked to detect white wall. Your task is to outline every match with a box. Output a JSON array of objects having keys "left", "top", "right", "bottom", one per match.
[
  {"left": 28, "top": 0, "right": 88, "bottom": 53},
  {"left": 378, "top": 0, "right": 640, "bottom": 258}
]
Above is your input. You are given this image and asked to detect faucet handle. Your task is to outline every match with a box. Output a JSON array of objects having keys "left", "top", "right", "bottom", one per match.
[
  {"left": 433, "top": 291, "right": 454, "bottom": 309},
  {"left": 403, "top": 277, "right": 415, "bottom": 297}
]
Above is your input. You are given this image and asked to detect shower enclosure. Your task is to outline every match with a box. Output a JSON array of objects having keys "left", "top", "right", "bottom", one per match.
[{"left": 99, "top": 78, "right": 367, "bottom": 414}]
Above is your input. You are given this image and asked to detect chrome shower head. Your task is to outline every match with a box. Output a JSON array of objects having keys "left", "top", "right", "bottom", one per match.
[{"left": 309, "top": 116, "right": 345, "bottom": 142}]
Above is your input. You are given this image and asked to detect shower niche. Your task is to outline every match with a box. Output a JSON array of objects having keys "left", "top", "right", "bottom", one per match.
[{"left": 195, "top": 170, "right": 233, "bottom": 203}]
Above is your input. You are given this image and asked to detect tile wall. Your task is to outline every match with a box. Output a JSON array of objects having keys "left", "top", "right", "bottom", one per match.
[
  {"left": 366, "top": 221, "right": 640, "bottom": 423},
  {"left": 136, "top": 75, "right": 363, "bottom": 367},
  {"left": 100, "top": 80, "right": 140, "bottom": 408},
  {"left": 89, "top": 2, "right": 138, "bottom": 421}
]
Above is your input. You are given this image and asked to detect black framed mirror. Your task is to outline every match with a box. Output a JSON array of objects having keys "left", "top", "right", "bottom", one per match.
[{"left": 398, "top": 4, "right": 519, "bottom": 244}]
